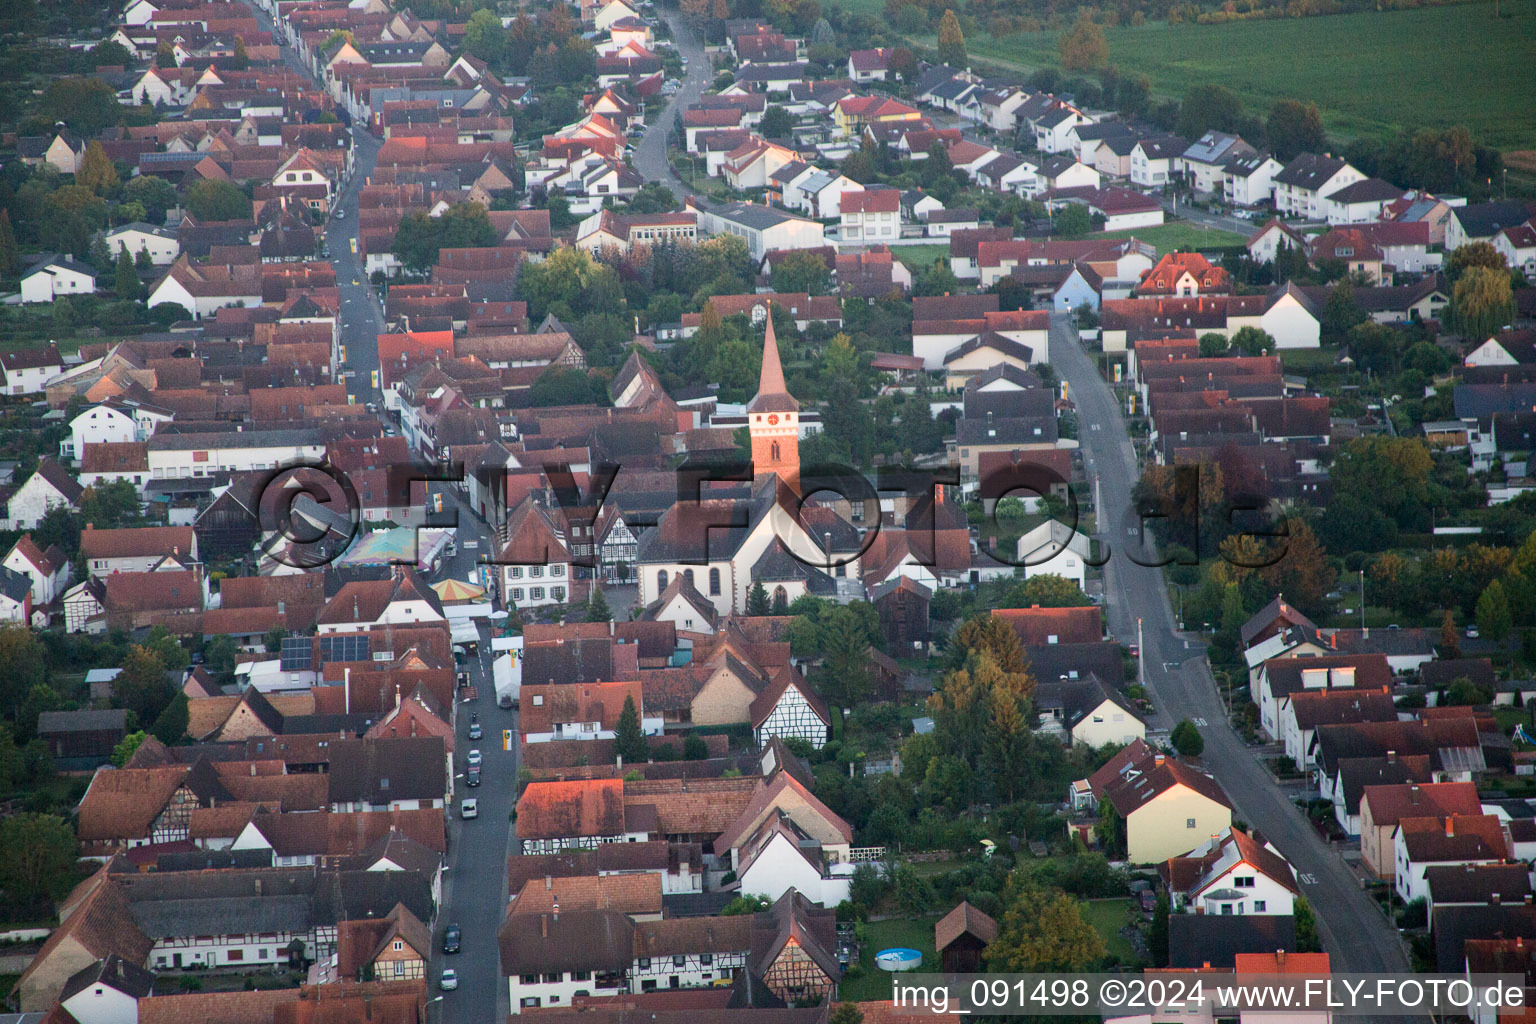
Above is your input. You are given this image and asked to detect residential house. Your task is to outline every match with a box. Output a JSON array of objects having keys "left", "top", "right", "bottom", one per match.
[
  {"left": 1092, "top": 747, "right": 1233, "bottom": 863},
  {"left": 1272, "top": 153, "right": 1364, "bottom": 220},
  {"left": 1393, "top": 814, "right": 1509, "bottom": 905},
  {"left": 839, "top": 190, "right": 900, "bottom": 244},
  {"left": 0, "top": 345, "right": 64, "bottom": 395},
  {"left": 1161, "top": 827, "right": 1299, "bottom": 916},
  {"left": 20, "top": 257, "right": 97, "bottom": 304},
  {"left": 1358, "top": 781, "right": 1483, "bottom": 878},
  {"left": 5, "top": 457, "right": 83, "bottom": 530}
]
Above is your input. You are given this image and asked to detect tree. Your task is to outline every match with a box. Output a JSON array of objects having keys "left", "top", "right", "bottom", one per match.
[
  {"left": 113, "top": 644, "right": 172, "bottom": 724},
  {"left": 1266, "top": 100, "right": 1326, "bottom": 162},
  {"left": 0, "top": 209, "right": 18, "bottom": 279},
  {"left": 0, "top": 625, "right": 48, "bottom": 721},
  {"left": 1199, "top": 331, "right": 1230, "bottom": 357},
  {"left": 1094, "top": 800, "right": 1123, "bottom": 857},
  {"left": 231, "top": 34, "right": 250, "bottom": 70},
  {"left": 1475, "top": 580, "right": 1512, "bottom": 644},
  {"left": 1449, "top": 265, "right": 1515, "bottom": 341},
  {"left": 41, "top": 77, "right": 121, "bottom": 134},
  {"left": 986, "top": 879, "right": 1106, "bottom": 971},
  {"left": 1294, "top": 896, "right": 1321, "bottom": 953},
  {"left": 81, "top": 480, "right": 143, "bottom": 528},
  {"left": 614, "top": 695, "right": 648, "bottom": 764},
  {"left": 746, "top": 580, "right": 771, "bottom": 616},
  {"left": 114, "top": 246, "right": 140, "bottom": 300},
  {"left": 151, "top": 693, "right": 189, "bottom": 745},
  {"left": 586, "top": 586, "right": 612, "bottom": 623},
  {"left": 123, "top": 175, "right": 177, "bottom": 224},
  {"left": 1171, "top": 718, "right": 1205, "bottom": 756},
  {"left": 819, "top": 605, "right": 874, "bottom": 708},
  {"left": 462, "top": 8, "right": 505, "bottom": 61},
  {"left": 888, "top": 47, "right": 919, "bottom": 85},
  {"left": 1003, "top": 574, "right": 1092, "bottom": 608},
  {"left": 111, "top": 730, "right": 147, "bottom": 767},
  {"left": 77, "top": 140, "right": 119, "bottom": 195},
  {"left": 1058, "top": 15, "right": 1107, "bottom": 71},
  {"left": 683, "top": 733, "right": 707, "bottom": 760},
  {"left": 0, "top": 814, "right": 77, "bottom": 916},
  {"left": 1177, "top": 84, "right": 1243, "bottom": 142},
  {"left": 1229, "top": 325, "right": 1275, "bottom": 355},
  {"left": 759, "top": 104, "right": 793, "bottom": 140},
  {"left": 185, "top": 179, "right": 251, "bottom": 221},
  {"left": 937, "top": 9, "right": 966, "bottom": 68},
  {"left": 1321, "top": 279, "right": 1368, "bottom": 342},
  {"left": 828, "top": 1005, "right": 864, "bottom": 1024},
  {"left": 772, "top": 250, "right": 830, "bottom": 295},
  {"left": 720, "top": 893, "right": 773, "bottom": 915},
  {"left": 1052, "top": 203, "right": 1094, "bottom": 239},
  {"left": 1445, "top": 242, "right": 1506, "bottom": 283},
  {"left": 1260, "top": 518, "right": 1336, "bottom": 616},
  {"left": 951, "top": 614, "right": 1028, "bottom": 673}
]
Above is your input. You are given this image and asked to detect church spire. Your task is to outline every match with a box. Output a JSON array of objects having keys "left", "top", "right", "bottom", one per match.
[{"left": 748, "top": 305, "right": 798, "bottom": 413}]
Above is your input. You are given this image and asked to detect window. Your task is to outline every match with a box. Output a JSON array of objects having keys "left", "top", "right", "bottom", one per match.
[
  {"left": 543, "top": 973, "right": 560, "bottom": 983},
  {"left": 658, "top": 570, "right": 668, "bottom": 591},
  {"left": 510, "top": 588, "right": 524, "bottom": 601},
  {"left": 530, "top": 565, "right": 544, "bottom": 578},
  {"left": 639, "top": 958, "right": 651, "bottom": 969},
  {"left": 393, "top": 961, "right": 404, "bottom": 977},
  {"left": 1186, "top": 818, "right": 1196, "bottom": 829},
  {"left": 509, "top": 567, "right": 523, "bottom": 579},
  {"left": 552, "top": 564, "right": 564, "bottom": 576},
  {"left": 227, "top": 950, "right": 244, "bottom": 962},
  {"left": 393, "top": 940, "right": 403, "bottom": 951},
  {"left": 1253, "top": 900, "right": 1266, "bottom": 912},
  {"left": 572, "top": 970, "right": 590, "bottom": 981},
  {"left": 532, "top": 695, "right": 544, "bottom": 706},
  {"left": 700, "top": 954, "right": 713, "bottom": 966},
  {"left": 552, "top": 587, "right": 565, "bottom": 602},
  {"left": 673, "top": 956, "right": 686, "bottom": 967},
  {"left": 531, "top": 587, "right": 545, "bottom": 601},
  {"left": 709, "top": 567, "right": 721, "bottom": 595},
  {"left": 683, "top": 569, "right": 694, "bottom": 585},
  {"left": 1234, "top": 876, "right": 1255, "bottom": 888}
]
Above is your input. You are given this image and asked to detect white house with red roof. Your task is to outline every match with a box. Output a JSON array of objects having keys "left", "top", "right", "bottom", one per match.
[
  {"left": 846, "top": 48, "right": 891, "bottom": 82},
  {"left": 4, "top": 534, "right": 69, "bottom": 607},
  {"left": 839, "top": 190, "right": 900, "bottom": 244},
  {"left": 1161, "top": 827, "right": 1299, "bottom": 916},
  {"left": 1494, "top": 223, "right": 1536, "bottom": 280}
]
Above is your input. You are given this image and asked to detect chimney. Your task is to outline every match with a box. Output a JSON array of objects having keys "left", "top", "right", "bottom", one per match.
[
  {"left": 1446, "top": 817, "right": 1455, "bottom": 838},
  {"left": 255, "top": 878, "right": 262, "bottom": 895},
  {"left": 1409, "top": 784, "right": 1419, "bottom": 803},
  {"left": 1492, "top": 893, "right": 1502, "bottom": 905},
  {"left": 250, "top": 762, "right": 256, "bottom": 776},
  {"left": 1154, "top": 753, "right": 1165, "bottom": 767},
  {"left": 552, "top": 897, "right": 559, "bottom": 920},
  {"left": 545, "top": 875, "right": 552, "bottom": 890},
  {"left": 1275, "top": 950, "right": 1286, "bottom": 966},
  {"left": 1387, "top": 750, "right": 1396, "bottom": 762}
]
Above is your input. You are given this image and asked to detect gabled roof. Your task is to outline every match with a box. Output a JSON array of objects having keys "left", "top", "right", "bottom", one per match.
[
  {"left": 934, "top": 900, "right": 998, "bottom": 951},
  {"left": 749, "top": 665, "right": 829, "bottom": 730}
]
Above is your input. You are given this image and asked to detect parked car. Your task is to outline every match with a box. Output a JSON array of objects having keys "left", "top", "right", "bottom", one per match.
[
  {"left": 460, "top": 798, "right": 478, "bottom": 819},
  {"left": 467, "top": 766, "right": 481, "bottom": 787},
  {"left": 444, "top": 924, "right": 461, "bottom": 954},
  {"left": 468, "top": 720, "right": 482, "bottom": 741},
  {"left": 467, "top": 748, "right": 482, "bottom": 767},
  {"left": 1466, "top": 625, "right": 1480, "bottom": 638},
  {"left": 440, "top": 969, "right": 458, "bottom": 991},
  {"left": 499, "top": 692, "right": 514, "bottom": 709}
]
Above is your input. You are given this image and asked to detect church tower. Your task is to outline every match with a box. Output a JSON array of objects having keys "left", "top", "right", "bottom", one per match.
[{"left": 748, "top": 307, "right": 799, "bottom": 486}]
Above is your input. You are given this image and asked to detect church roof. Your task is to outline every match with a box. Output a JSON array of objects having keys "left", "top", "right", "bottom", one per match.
[{"left": 747, "top": 309, "right": 799, "bottom": 414}]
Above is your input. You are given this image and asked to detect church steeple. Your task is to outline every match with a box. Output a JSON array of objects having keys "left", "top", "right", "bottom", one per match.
[{"left": 747, "top": 304, "right": 799, "bottom": 485}]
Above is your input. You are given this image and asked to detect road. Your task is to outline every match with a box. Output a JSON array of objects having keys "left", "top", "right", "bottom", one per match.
[
  {"left": 1049, "top": 312, "right": 1410, "bottom": 977},
  {"left": 632, "top": 11, "right": 711, "bottom": 192}
]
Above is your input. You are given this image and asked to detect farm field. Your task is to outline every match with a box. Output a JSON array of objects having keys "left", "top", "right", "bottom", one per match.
[{"left": 851, "top": 2, "right": 1535, "bottom": 150}]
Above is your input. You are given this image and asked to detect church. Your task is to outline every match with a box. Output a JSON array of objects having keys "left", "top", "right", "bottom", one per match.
[{"left": 635, "top": 312, "right": 857, "bottom": 617}]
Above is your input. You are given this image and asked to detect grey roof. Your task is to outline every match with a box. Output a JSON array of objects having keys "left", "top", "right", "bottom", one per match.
[
  {"left": 1273, "top": 152, "right": 1352, "bottom": 190},
  {"left": 1037, "top": 674, "right": 1142, "bottom": 731},
  {"left": 953, "top": 415, "right": 1057, "bottom": 446},
  {"left": 131, "top": 893, "right": 312, "bottom": 938},
  {"left": 1324, "top": 177, "right": 1403, "bottom": 204},
  {"left": 1021, "top": 641, "right": 1125, "bottom": 685},
  {"left": 0, "top": 566, "right": 32, "bottom": 605},
  {"left": 1456, "top": 382, "right": 1536, "bottom": 421},
  {"left": 37, "top": 709, "right": 130, "bottom": 734},
  {"left": 21, "top": 255, "right": 97, "bottom": 280},
  {"left": 60, "top": 955, "right": 157, "bottom": 1003},
  {"left": 1168, "top": 914, "right": 1295, "bottom": 968},
  {"left": 327, "top": 736, "right": 447, "bottom": 805},
  {"left": 1450, "top": 200, "right": 1535, "bottom": 240},
  {"left": 707, "top": 200, "right": 813, "bottom": 232},
  {"left": 107, "top": 222, "right": 178, "bottom": 240},
  {"left": 1182, "top": 131, "right": 1252, "bottom": 166}
]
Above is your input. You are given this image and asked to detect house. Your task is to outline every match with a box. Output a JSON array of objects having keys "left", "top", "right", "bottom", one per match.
[
  {"left": 688, "top": 199, "right": 825, "bottom": 260},
  {"left": 58, "top": 955, "right": 156, "bottom": 1024},
  {"left": 520, "top": 680, "right": 662, "bottom": 744},
  {"left": 722, "top": 138, "right": 801, "bottom": 191},
  {"left": 639, "top": 574, "right": 719, "bottom": 634},
  {"left": 1327, "top": 754, "right": 1435, "bottom": 838},
  {"left": 103, "top": 223, "right": 181, "bottom": 266},
  {"left": 1272, "top": 153, "right": 1364, "bottom": 220},
  {"left": 735, "top": 809, "right": 851, "bottom": 907},
  {"left": 1013, "top": 520, "right": 1091, "bottom": 590},
  {"left": 1179, "top": 131, "right": 1257, "bottom": 195},
  {"left": 871, "top": 575, "right": 930, "bottom": 651},
  {"left": 0, "top": 346, "right": 64, "bottom": 396},
  {"left": 1445, "top": 200, "right": 1533, "bottom": 251},
  {"left": 1465, "top": 328, "right": 1536, "bottom": 368},
  {"left": 750, "top": 668, "right": 829, "bottom": 750},
  {"left": 1160, "top": 827, "right": 1299, "bottom": 916},
  {"left": 1393, "top": 814, "right": 1509, "bottom": 905},
  {"left": 80, "top": 525, "right": 197, "bottom": 577},
  {"left": 1279, "top": 687, "right": 1397, "bottom": 770},
  {"left": 577, "top": 210, "right": 698, "bottom": 256},
  {"left": 20, "top": 257, "right": 97, "bottom": 304},
  {"left": 1322, "top": 177, "right": 1404, "bottom": 225},
  {"left": 322, "top": 903, "right": 432, "bottom": 984},
  {"left": 1093, "top": 747, "right": 1234, "bottom": 863},
  {"left": 1492, "top": 223, "right": 1536, "bottom": 279},
  {"left": 1137, "top": 252, "right": 1231, "bottom": 297},
  {"left": 1033, "top": 103, "right": 1090, "bottom": 154},
  {"left": 147, "top": 256, "right": 262, "bottom": 319},
  {"left": 1424, "top": 862, "right": 1531, "bottom": 918},
  {"left": 1246, "top": 219, "right": 1307, "bottom": 265},
  {"left": 4, "top": 535, "right": 68, "bottom": 607},
  {"left": 0, "top": 565, "right": 31, "bottom": 624},
  {"left": 846, "top": 48, "right": 891, "bottom": 82},
  {"left": 1357, "top": 781, "right": 1483, "bottom": 879},
  {"left": 839, "top": 189, "right": 900, "bottom": 244},
  {"left": 328, "top": 736, "right": 449, "bottom": 812},
  {"left": 497, "top": 498, "right": 573, "bottom": 612},
  {"left": 1253, "top": 653, "right": 1391, "bottom": 742},
  {"left": 1043, "top": 185, "right": 1164, "bottom": 231},
  {"left": 515, "top": 779, "right": 648, "bottom": 853},
  {"left": 1128, "top": 135, "right": 1187, "bottom": 188},
  {"left": 1036, "top": 674, "right": 1144, "bottom": 748},
  {"left": 37, "top": 709, "right": 130, "bottom": 769},
  {"left": 1166, "top": 916, "right": 1298, "bottom": 970},
  {"left": 5, "top": 458, "right": 83, "bottom": 530},
  {"left": 935, "top": 902, "right": 997, "bottom": 974}
]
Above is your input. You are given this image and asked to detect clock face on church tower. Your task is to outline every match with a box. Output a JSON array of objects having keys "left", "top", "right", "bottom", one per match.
[{"left": 767, "top": 414, "right": 778, "bottom": 425}]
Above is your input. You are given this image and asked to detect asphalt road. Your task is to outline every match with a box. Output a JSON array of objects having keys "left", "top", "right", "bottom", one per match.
[
  {"left": 1049, "top": 312, "right": 1411, "bottom": 977},
  {"left": 633, "top": 11, "right": 711, "bottom": 192}
]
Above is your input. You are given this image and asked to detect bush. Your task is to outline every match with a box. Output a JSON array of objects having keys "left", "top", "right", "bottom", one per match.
[{"left": 1171, "top": 719, "right": 1205, "bottom": 757}]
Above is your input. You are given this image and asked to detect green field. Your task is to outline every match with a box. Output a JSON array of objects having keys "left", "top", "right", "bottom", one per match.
[
  {"left": 893, "top": 243, "right": 952, "bottom": 272},
  {"left": 856, "top": 2, "right": 1536, "bottom": 150},
  {"left": 1093, "top": 221, "right": 1248, "bottom": 254},
  {"left": 1080, "top": 898, "right": 1142, "bottom": 965},
  {"left": 840, "top": 916, "right": 941, "bottom": 1001}
]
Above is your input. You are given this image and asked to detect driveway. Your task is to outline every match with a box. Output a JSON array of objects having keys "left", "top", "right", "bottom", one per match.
[{"left": 1048, "top": 313, "right": 1410, "bottom": 976}]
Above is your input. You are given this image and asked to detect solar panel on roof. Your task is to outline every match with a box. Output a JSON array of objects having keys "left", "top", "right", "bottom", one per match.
[
  {"left": 319, "top": 634, "right": 369, "bottom": 664},
  {"left": 280, "top": 636, "right": 313, "bottom": 672}
]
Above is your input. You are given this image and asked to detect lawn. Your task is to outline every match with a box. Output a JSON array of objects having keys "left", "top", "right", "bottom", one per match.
[
  {"left": 893, "top": 244, "right": 951, "bottom": 272},
  {"left": 1080, "top": 898, "right": 1141, "bottom": 965},
  {"left": 1092, "top": 221, "right": 1248, "bottom": 255},
  {"left": 840, "top": 916, "right": 941, "bottom": 1002},
  {"left": 848, "top": 2, "right": 1536, "bottom": 150}
]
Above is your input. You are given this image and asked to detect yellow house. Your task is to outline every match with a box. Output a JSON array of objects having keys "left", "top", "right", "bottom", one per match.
[
  {"left": 832, "top": 95, "right": 923, "bottom": 139},
  {"left": 1102, "top": 753, "right": 1232, "bottom": 864}
]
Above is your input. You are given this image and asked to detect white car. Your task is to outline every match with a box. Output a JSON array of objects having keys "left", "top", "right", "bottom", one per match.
[
  {"left": 467, "top": 748, "right": 482, "bottom": 767},
  {"left": 440, "top": 969, "right": 458, "bottom": 991},
  {"left": 460, "top": 798, "right": 478, "bottom": 820}
]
